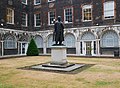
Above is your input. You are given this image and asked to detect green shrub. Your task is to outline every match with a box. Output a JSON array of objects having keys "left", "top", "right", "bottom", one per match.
[{"left": 26, "top": 38, "right": 39, "bottom": 56}]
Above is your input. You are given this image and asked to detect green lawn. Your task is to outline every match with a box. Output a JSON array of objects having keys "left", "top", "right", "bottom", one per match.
[{"left": 0, "top": 56, "right": 120, "bottom": 88}]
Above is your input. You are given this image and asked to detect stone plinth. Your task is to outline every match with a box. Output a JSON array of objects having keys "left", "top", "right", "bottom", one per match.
[{"left": 51, "top": 46, "right": 67, "bottom": 65}]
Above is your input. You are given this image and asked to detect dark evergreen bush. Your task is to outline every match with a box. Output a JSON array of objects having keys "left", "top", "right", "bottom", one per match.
[{"left": 26, "top": 38, "right": 39, "bottom": 56}]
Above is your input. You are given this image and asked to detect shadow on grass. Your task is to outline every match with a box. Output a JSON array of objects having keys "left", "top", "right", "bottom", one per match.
[{"left": 18, "top": 63, "right": 95, "bottom": 74}]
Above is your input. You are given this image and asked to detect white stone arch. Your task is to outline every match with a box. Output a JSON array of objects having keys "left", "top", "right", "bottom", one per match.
[
  {"left": 81, "top": 32, "right": 95, "bottom": 40},
  {"left": 47, "top": 34, "right": 54, "bottom": 47},
  {"left": 100, "top": 30, "right": 119, "bottom": 47},
  {"left": 19, "top": 35, "right": 29, "bottom": 42},
  {"left": 34, "top": 35, "right": 43, "bottom": 48},
  {"left": 64, "top": 33, "right": 76, "bottom": 47},
  {"left": 4, "top": 34, "right": 17, "bottom": 49}
]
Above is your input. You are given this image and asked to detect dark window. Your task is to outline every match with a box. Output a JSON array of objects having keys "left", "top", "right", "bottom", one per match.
[
  {"left": 80, "top": 42, "right": 83, "bottom": 54},
  {"left": 94, "top": 41, "right": 96, "bottom": 54}
]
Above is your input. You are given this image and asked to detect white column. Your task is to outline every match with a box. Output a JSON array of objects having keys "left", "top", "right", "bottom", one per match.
[
  {"left": 91, "top": 41, "right": 94, "bottom": 56},
  {"left": 17, "top": 42, "right": 20, "bottom": 55},
  {"left": 20, "top": 43, "right": 22, "bottom": 55},
  {"left": 25, "top": 43, "right": 28, "bottom": 55},
  {"left": 1, "top": 41, "right": 4, "bottom": 56},
  {"left": 83, "top": 41, "right": 85, "bottom": 55},
  {"left": 97, "top": 39, "right": 100, "bottom": 56},
  {"left": 76, "top": 41, "right": 80, "bottom": 55},
  {"left": 43, "top": 40, "right": 46, "bottom": 54}
]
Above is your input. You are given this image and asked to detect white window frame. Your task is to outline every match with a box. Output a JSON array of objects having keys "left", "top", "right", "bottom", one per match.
[
  {"left": 22, "top": 0, "right": 27, "bottom": 5},
  {"left": 22, "top": 13, "right": 28, "bottom": 27},
  {"left": 48, "top": 0, "right": 55, "bottom": 2},
  {"left": 4, "top": 36, "right": 17, "bottom": 49},
  {"left": 82, "top": 5, "right": 92, "bottom": 22},
  {"left": 34, "top": 0, "right": 41, "bottom": 5},
  {"left": 34, "top": 13, "right": 41, "bottom": 27},
  {"left": 103, "top": 1, "right": 115, "bottom": 19},
  {"left": 64, "top": 7, "right": 73, "bottom": 24},
  {"left": 6, "top": 8, "right": 14, "bottom": 24},
  {"left": 48, "top": 11, "right": 55, "bottom": 25}
]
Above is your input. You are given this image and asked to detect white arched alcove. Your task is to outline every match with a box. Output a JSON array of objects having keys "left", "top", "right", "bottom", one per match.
[
  {"left": 64, "top": 33, "right": 75, "bottom": 47},
  {"left": 35, "top": 36, "right": 43, "bottom": 48},
  {"left": 101, "top": 31, "right": 119, "bottom": 47}
]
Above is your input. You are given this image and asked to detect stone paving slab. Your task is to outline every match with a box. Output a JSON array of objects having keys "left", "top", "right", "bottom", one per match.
[{"left": 31, "top": 64, "right": 85, "bottom": 72}]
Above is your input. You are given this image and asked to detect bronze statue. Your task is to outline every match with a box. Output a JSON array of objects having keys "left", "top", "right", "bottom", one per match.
[{"left": 53, "top": 16, "right": 64, "bottom": 45}]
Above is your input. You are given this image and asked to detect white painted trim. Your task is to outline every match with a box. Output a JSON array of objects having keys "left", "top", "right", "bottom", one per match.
[
  {"left": 103, "top": 1, "right": 115, "bottom": 19},
  {"left": 7, "top": 8, "right": 14, "bottom": 24},
  {"left": 82, "top": 5, "right": 92, "bottom": 22},
  {"left": 48, "top": 0, "right": 55, "bottom": 2},
  {"left": 22, "top": 0, "right": 27, "bottom": 5},
  {"left": 34, "top": 14, "right": 41, "bottom": 27},
  {"left": 22, "top": 13, "right": 28, "bottom": 27},
  {"left": 34, "top": 0, "right": 41, "bottom": 5},
  {"left": 48, "top": 11, "right": 55, "bottom": 25},
  {"left": 64, "top": 7, "right": 73, "bottom": 24}
]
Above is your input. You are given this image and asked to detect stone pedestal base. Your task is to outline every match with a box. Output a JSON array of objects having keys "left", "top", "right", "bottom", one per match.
[{"left": 51, "top": 46, "right": 67, "bottom": 65}]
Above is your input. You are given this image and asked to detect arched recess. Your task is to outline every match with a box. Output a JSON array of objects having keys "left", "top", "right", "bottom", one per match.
[
  {"left": 47, "top": 34, "right": 54, "bottom": 47},
  {"left": 4, "top": 34, "right": 17, "bottom": 55},
  {"left": 101, "top": 30, "right": 119, "bottom": 47},
  {"left": 34, "top": 35, "right": 43, "bottom": 48},
  {"left": 19, "top": 35, "right": 29, "bottom": 42},
  {"left": 4, "top": 35, "right": 17, "bottom": 49},
  {"left": 47, "top": 34, "right": 54, "bottom": 53},
  {"left": 64, "top": 33, "right": 76, "bottom": 54},
  {"left": 80, "top": 32, "right": 96, "bottom": 55},
  {"left": 81, "top": 32, "right": 95, "bottom": 40},
  {"left": 64, "top": 33, "right": 76, "bottom": 47},
  {"left": 34, "top": 35, "right": 43, "bottom": 53},
  {"left": 100, "top": 30, "right": 119, "bottom": 55}
]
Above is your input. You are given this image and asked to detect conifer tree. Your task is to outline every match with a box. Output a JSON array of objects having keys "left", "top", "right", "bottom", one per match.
[{"left": 26, "top": 38, "right": 39, "bottom": 56}]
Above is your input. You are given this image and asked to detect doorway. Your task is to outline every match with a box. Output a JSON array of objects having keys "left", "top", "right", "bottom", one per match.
[
  {"left": 20, "top": 42, "right": 28, "bottom": 55},
  {"left": 85, "top": 41, "right": 92, "bottom": 55}
]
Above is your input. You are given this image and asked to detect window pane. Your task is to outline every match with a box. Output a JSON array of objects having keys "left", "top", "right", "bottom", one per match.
[
  {"left": 4, "top": 36, "right": 16, "bottom": 49},
  {"left": 83, "top": 5, "right": 92, "bottom": 21},
  {"left": 49, "top": 11, "right": 55, "bottom": 25},
  {"left": 65, "top": 8, "right": 73, "bottom": 23},
  {"left": 22, "top": 13, "right": 27, "bottom": 26},
  {"left": 7, "top": 8, "right": 14, "bottom": 24},
  {"left": 104, "top": 1, "right": 114, "bottom": 18},
  {"left": 35, "top": 13, "right": 41, "bottom": 26},
  {"left": 35, "top": 0, "right": 41, "bottom": 4},
  {"left": 104, "top": 11, "right": 114, "bottom": 17}
]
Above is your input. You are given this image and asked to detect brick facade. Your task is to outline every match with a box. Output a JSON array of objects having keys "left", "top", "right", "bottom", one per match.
[{"left": 0, "top": 0, "right": 120, "bottom": 57}]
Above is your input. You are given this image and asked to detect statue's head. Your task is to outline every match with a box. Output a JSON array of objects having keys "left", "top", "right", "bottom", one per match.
[{"left": 57, "top": 16, "right": 61, "bottom": 22}]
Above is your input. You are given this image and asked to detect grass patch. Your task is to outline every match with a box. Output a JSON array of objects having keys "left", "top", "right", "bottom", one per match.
[
  {"left": 95, "top": 81, "right": 112, "bottom": 86},
  {"left": 0, "top": 56, "right": 120, "bottom": 88},
  {"left": 0, "top": 70, "right": 19, "bottom": 81},
  {"left": 0, "top": 83, "right": 14, "bottom": 88}
]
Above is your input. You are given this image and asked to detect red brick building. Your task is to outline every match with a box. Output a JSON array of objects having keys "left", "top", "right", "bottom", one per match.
[{"left": 0, "top": 0, "right": 120, "bottom": 57}]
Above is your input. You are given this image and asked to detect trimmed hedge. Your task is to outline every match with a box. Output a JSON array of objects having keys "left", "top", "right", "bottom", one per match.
[{"left": 26, "top": 38, "right": 39, "bottom": 56}]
